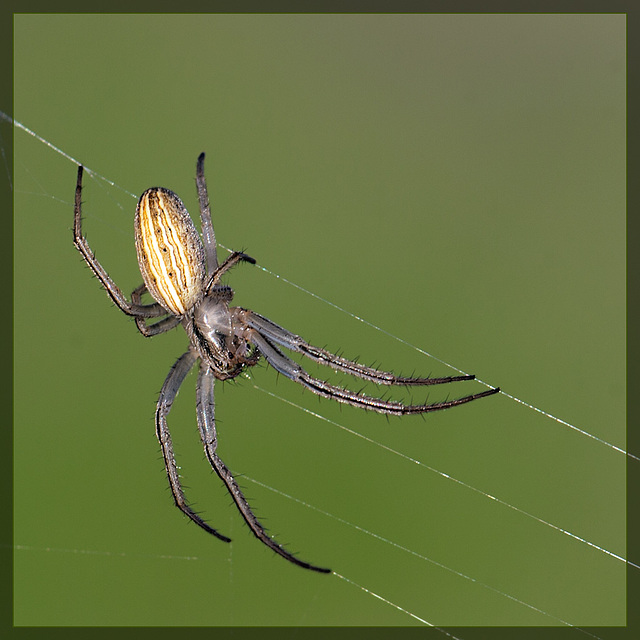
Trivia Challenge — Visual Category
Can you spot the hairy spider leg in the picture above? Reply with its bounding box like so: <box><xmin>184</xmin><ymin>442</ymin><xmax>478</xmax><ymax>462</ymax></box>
<box><xmin>248</xmin><ymin>331</ymin><xmax>499</xmax><ymax>414</ymax></box>
<box><xmin>131</xmin><ymin>284</ymin><xmax>181</xmax><ymax>337</ymax></box>
<box><xmin>196</xmin><ymin>152</ymin><xmax>218</xmax><ymax>273</ymax></box>
<box><xmin>73</xmin><ymin>166</ymin><xmax>167</xmax><ymax>320</ymax></box>
<box><xmin>196</xmin><ymin>361</ymin><xmax>332</xmax><ymax>573</ymax></box>
<box><xmin>243</xmin><ymin>310</ymin><xmax>498</xmax><ymax>389</ymax></box>
<box><xmin>155</xmin><ymin>348</ymin><xmax>231</xmax><ymax>542</ymax></box>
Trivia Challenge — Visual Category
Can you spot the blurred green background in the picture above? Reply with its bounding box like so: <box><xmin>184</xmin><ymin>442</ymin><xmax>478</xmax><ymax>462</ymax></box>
<box><xmin>12</xmin><ymin>14</ymin><xmax>625</xmax><ymax>627</ymax></box>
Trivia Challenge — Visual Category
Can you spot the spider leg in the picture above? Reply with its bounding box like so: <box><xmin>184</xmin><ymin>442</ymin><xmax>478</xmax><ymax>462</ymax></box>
<box><xmin>196</xmin><ymin>362</ymin><xmax>331</xmax><ymax>574</ymax></box>
<box><xmin>243</xmin><ymin>310</ymin><xmax>478</xmax><ymax>387</ymax></box>
<box><xmin>73</xmin><ymin>165</ymin><xmax>167</xmax><ymax>319</ymax></box>
<box><xmin>249</xmin><ymin>331</ymin><xmax>499</xmax><ymax>414</ymax></box>
<box><xmin>131</xmin><ymin>284</ymin><xmax>181</xmax><ymax>337</ymax></box>
<box><xmin>196</xmin><ymin>152</ymin><xmax>218</xmax><ymax>273</ymax></box>
<box><xmin>156</xmin><ymin>348</ymin><xmax>231</xmax><ymax>542</ymax></box>
<box><xmin>204</xmin><ymin>251</ymin><xmax>256</xmax><ymax>295</ymax></box>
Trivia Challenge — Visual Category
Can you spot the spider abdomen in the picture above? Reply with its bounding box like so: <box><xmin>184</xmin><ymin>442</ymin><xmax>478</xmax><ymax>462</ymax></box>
<box><xmin>135</xmin><ymin>187</ymin><xmax>206</xmax><ymax>316</ymax></box>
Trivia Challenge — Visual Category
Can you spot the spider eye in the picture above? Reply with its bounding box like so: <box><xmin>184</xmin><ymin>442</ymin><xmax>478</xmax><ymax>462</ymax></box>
<box><xmin>135</xmin><ymin>188</ymin><xmax>206</xmax><ymax>316</ymax></box>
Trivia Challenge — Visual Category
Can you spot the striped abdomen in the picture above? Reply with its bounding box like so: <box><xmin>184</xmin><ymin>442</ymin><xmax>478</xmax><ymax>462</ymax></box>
<box><xmin>135</xmin><ymin>187</ymin><xmax>206</xmax><ymax>316</ymax></box>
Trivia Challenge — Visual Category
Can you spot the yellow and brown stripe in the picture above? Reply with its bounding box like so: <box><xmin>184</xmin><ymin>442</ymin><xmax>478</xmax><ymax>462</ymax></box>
<box><xmin>134</xmin><ymin>188</ymin><xmax>206</xmax><ymax>316</ymax></box>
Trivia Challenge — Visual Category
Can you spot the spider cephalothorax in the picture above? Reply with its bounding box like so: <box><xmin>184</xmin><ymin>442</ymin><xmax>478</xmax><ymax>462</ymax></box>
<box><xmin>73</xmin><ymin>153</ymin><xmax>499</xmax><ymax>573</ymax></box>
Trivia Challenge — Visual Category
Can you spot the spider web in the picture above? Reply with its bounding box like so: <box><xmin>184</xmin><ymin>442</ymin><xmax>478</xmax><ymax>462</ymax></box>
<box><xmin>6</xmin><ymin>112</ymin><xmax>628</xmax><ymax>632</ymax></box>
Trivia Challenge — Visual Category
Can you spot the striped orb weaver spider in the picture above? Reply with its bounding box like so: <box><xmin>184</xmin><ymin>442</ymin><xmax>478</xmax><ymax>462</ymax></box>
<box><xmin>73</xmin><ymin>153</ymin><xmax>499</xmax><ymax>573</ymax></box>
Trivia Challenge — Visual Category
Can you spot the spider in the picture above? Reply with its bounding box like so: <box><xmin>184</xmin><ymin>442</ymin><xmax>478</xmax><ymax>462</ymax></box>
<box><xmin>73</xmin><ymin>153</ymin><xmax>500</xmax><ymax>574</ymax></box>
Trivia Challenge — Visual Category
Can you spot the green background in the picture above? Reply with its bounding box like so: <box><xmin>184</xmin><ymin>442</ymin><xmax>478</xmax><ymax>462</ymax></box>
<box><xmin>12</xmin><ymin>14</ymin><xmax>625</xmax><ymax>627</ymax></box>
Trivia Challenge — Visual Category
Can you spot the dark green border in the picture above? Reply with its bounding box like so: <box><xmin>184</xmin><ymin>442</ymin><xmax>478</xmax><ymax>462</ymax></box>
<box><xmin>3</xmin><ymin>3</ymin><xmax>636</xmax><ymax>639</ymax></box>
<box><xmin>1</xmin><ymin>0</ymin><xmax>12</xmax><ymax>638</ymax></box>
